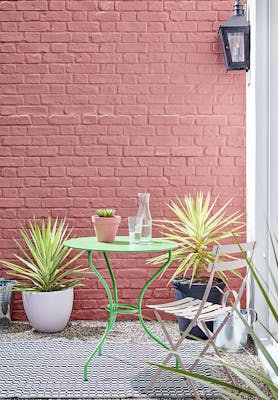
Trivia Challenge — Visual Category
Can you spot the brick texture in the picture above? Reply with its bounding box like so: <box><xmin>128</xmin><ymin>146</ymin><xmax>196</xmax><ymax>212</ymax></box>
<box><xmin>0</xmin><ymin>1</ymin><xmax>246</xmax><ymax>321</ymax></box>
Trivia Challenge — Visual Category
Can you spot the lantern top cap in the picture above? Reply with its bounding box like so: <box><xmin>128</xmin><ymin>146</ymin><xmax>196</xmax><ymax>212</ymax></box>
<box><xmin>219</xmin><ymin>0</ymin><xmax>249</xmax><ymax>29</ymax></box>
<box><xmin>233</xmin><ymin>0</ymin><xmax>245</xmax><ymax>16</ymax></box>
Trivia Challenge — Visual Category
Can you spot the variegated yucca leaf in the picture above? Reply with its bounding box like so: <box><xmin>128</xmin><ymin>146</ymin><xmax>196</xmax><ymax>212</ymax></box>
<box><xmin>148</xmin><ymin>192</ymin><xmax>245</xmax><ymax>284</ymax></box>
<box><xmin>0</xmin><ymin>217</ymin><xmax>86</xmax><ymax>292</ymax></box>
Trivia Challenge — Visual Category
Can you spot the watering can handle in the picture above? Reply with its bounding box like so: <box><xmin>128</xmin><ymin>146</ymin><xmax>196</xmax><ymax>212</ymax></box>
<box><xmin>222</xmin><ymin>291</ymin><xmax>258</xmax><ymax>325</ymax></box>
<box><xmin>247</xmin><ymin>308</ymin><xmax>258</xmax><ymax>325</ymax></box>
<box><xmin>222</xmin><ymin>289</ymin><xmax>241</xmax><ymax>311</ymax></box>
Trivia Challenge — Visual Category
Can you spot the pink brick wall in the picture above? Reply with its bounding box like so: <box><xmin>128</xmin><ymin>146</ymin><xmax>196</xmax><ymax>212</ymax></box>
<box><xmin>0</xmin><ymin>1</ymin><xmax>246</xmax><ymax>321</ymax></box>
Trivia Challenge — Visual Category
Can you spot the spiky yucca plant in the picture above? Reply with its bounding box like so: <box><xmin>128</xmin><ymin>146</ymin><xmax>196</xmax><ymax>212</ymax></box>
<box><xmin>0</xmin><ymin>217</ymin><xmax>86</xmax><ymax>292</ymax></box>
<box><xmin>149</xmin><ymin>192</ymin><xmax>245</xmax><ymax>284</ymax></box>
<box><xmin>96</xmin><ymin>209</ymin><xmax>116</xmax><ymax>217</ymax></box>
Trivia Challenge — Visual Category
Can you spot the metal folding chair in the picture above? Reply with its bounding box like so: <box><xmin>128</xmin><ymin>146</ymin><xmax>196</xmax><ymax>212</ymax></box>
<box><xmin>147</xmin><ymin>241</ymin><xmax>256</xmax><ymax>400</ymax></box>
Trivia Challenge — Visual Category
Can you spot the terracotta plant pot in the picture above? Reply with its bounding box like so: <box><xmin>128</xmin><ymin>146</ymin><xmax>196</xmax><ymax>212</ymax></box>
<box><xmin>92</xmin><ymin>215</ymin><xmax>121</xmax><ymax>243</ymax></box>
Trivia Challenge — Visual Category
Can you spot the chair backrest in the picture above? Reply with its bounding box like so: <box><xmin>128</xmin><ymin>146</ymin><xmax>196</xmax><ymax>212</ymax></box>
<box><xmin>207</xmin><ymin>241</ymin><xmax>256</xmax><ymax>310</ymax></box>
<box><xmin>182</xmin><ymin>242</ymin><xmax>255</xmax><ymax>330</ymax></box>
<box><xmin>208</xmin><ymin>242</ymin><xmax>256</xmax><ymax>273</ymax></box>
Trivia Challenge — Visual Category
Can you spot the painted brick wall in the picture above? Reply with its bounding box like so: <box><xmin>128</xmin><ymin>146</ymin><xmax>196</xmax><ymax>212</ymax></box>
<box><xmin>0</xmin><ymin>0</ymin><xmax>246</xmax><ymax>321</ymax></box>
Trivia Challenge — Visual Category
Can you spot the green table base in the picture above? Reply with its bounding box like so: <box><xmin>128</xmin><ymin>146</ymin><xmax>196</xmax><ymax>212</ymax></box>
<box><xmin>64</xmin><ymin>236</ymin><xmax>179</xmax><ymax>381</ymax></box>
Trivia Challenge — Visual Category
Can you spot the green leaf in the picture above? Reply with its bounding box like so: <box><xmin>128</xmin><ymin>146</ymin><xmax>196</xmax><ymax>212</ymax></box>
<box><xmin>0</xmin><ymin>217</ymin><xmax>85</xmax><ymax>292</ymax></box>
<box><xmin>146</xmin><ymin>362</ymin><xmax>257</xmax><ymax>398</ymax></box>
<box><xmin>148</xmin><ymin>192</ymin><xmax>245</xmax><ymax>283</ymax></box>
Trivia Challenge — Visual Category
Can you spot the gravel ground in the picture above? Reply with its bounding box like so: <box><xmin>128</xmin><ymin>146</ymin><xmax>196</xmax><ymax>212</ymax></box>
<box><xmin>0</xmin><ymin>320</ymin><xmax>271</xmax><ymax>400</ymax></box>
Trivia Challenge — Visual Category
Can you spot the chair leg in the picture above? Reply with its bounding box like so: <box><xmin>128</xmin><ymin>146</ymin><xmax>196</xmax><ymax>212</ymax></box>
<box><xmin>154</xmin><ymin>310</ymin><xmax>183</xmax><ymax>366</ymax></box>
<box><xmin>180</xmin><ymin>322</ymin><xmax>222</xmax><ymax>400</ymax></box>
<box><xmin>147</xmin><ymin>314</ymin><xmax>202</xmax><ymax>399</ymax></box>
<box><xmin>148</xmin><ymin>346</ymin><xmax>201</xmax><ymax>400</ymax></box>
<box><xmin>200</xmin><ymin>321</ymin><xmax>236</xmax><ymax>385</ymax></box>
<box><xmin>148</xmin><ymin>313</ymin><xmax>233</xmax><ymax>399</ymax></box>
<box><xmin>155</xmin><ymin>310</ymin><xmax>175</xmax><ymax>347</ymax></box>
<box><xmin>186</xmin><ymin>379</ymin><xmax>202</xmax><ymax>400</ymax></box>
<box><xmin>192</xmin><ymin>318</ymin><xmax>236</xmax><ymax>386</ymax></box>
<box><xmin>146</xmin><ymin>311</ymin><xmax>184</xmax><ymax>389</ymax></box>
<box><xmin>187</xmin><ymin>314</ymin><xmax>231</xmax><ymax>372</ymax></box>
<box><xmin>169</xmin><ymin>318</ymin><xmax>233</xmax><ymax>400</ymax></box>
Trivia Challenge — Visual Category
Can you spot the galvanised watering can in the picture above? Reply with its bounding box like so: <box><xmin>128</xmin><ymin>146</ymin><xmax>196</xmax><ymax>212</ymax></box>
<box><xmin>214</xmin><ymin>289</ymin><xmax>257</xmax><ymax>352</ymax></box>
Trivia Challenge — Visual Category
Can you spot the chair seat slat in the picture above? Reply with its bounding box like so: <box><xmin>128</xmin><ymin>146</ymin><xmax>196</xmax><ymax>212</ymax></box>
<box><xmin>148</xmin><ymin>297</ymin><xmax>195</xmax><ymax>309</ymax></box>
<box><xmin>153</xmin><ymin>299</ymin><xmax>200</xmax><ymax>314</ymax></box>
<box><xmin>183</xmin><ymin>306</ymin><xmax>231</xmax><ymax>320</ymax></box>
<box><xmin>181</xmin><ymin>302</ymin><xmax>221</xmax><ymax>318</ymax></box>
<box><xmin>197</xmin><ymin>306</ymin><xmax>231</xmax><ymax>321</ymax></box>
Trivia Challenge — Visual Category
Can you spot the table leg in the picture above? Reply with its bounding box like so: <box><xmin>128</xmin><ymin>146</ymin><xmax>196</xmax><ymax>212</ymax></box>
<box><xmin>137</xmin><ymin>249</ymin><xmax>180</xmax><ymax>368</ymax></box>
<box><xmin>84</xmin><ymin>250</ymin><xmax>118</xmax><ymax>381</ymax></box>
<box><xmin>103</xmin><ymin>251</ymin><xmax>118</xmax><ymax>328</ymax></box>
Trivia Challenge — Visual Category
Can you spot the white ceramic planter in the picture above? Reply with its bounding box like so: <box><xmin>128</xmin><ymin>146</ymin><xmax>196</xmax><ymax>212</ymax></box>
<box><xmin>22</xmin><ymin>287</ymin><xmax>74</xmax><ymax>333</ymax></box>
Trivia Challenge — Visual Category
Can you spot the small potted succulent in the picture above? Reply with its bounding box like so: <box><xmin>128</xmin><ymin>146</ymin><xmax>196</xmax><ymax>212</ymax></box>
<box><xmin>92</xmin><ymin>209</ymin><xmax>121</xmax><ymax>243</ymax></box>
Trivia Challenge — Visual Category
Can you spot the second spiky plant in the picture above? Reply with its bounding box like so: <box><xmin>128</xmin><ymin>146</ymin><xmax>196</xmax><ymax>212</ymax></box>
<box><xmin>149</xmin><ymin>192</ymin><xmax>245</xmax><ymax>285</ymax></box>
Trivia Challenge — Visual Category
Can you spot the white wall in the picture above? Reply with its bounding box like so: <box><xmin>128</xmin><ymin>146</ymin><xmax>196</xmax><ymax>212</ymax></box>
<box><xmin>246</xmin><ymin>0</ymin><xmax>278</xmax><ymax>337</ymax></box>
<box><xmin>268</xmin><ymin>0</ymin><xmax>278</xmax><ymax>335</ymax></box>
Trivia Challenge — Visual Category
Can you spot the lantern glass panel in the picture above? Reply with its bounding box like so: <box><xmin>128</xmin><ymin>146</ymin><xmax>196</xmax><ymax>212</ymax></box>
<box><xmin>227</xmin><ymin>32</ymin><xmax>245</xmax><ymax>62</ymax></box>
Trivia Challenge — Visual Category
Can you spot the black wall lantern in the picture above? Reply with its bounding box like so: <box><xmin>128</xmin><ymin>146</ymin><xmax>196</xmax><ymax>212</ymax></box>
<box><xmin>218</xmin><ymin>0</ymin><xmax>250</xmax><ymax>71</ymax></box>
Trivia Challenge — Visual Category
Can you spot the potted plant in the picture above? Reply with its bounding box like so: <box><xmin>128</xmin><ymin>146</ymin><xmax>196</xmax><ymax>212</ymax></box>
<box><xmin>0</xmin><ymin>217</ymin><xmax>86</xmax><ymax>333</ymax></box>
<box><xmin>149</xmin><ymin>192</ymin><xmax>245</xmax><ymax>339</ymax></box>
<box><xmin>92</xmin><ymin>209</ymin><xmax>121</xmax><ymax>243</ymax></box>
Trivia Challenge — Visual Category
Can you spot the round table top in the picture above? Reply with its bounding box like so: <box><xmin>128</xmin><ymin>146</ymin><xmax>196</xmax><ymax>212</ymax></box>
<box><xmin>64</xmin><ymin>236</ymin><xmax>179</xmax><ymax>253</ymax></box>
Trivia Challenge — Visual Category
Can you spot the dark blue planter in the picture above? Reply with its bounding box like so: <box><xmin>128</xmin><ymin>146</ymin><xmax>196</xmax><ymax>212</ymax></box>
<box><xmin>172</xmin><ymin>277</ymin><xmax>226</xmax><ymax>340</ymax></box>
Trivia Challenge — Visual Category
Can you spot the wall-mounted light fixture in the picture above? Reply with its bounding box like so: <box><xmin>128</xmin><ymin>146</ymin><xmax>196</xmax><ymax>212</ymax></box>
<box><xmin>218</xmin><ymin>0</ymin><xmax>250</xmax><ymax>71</ymax></box>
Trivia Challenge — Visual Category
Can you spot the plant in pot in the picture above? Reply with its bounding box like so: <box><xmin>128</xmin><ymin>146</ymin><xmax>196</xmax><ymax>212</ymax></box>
<box><xmin>92</xmin><ymin>209</ymin><xmax>121</xmax><ymax>243</ymax></box>
<box><xmin>0</xmin><ymin>217</ymin><xmax>86</xmax><ymax>333</ymax></box>
<box><xmin>149</xmin><ymin>192</ymin><xmax>245</xmax><ymax>339</ymax></box>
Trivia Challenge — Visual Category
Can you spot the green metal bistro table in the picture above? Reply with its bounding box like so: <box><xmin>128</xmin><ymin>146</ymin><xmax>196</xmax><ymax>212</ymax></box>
<box><xmin>64</xmin><ymin>236</ymin><xmax>178</xmax><ymax>381</ymax></box>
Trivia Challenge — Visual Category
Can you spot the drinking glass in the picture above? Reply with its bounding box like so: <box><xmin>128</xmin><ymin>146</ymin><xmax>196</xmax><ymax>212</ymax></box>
<box><xmin>128</xmin><ymin>216</ymin><xmax>142</xmax><ymax>245</ymax></box>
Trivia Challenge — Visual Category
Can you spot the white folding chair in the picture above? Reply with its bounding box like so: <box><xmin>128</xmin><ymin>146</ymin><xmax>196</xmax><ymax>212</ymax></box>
<box><xmin>147</xmin><ymin>241</ymin><xmax>256</xmax><ymax>400</ymax></box>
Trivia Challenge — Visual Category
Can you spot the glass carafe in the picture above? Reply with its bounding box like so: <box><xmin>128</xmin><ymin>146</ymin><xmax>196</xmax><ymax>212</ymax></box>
<box><xmin>137</xmin><ymin>193</ymin><xmax>152</xmax><ymax>243</ymax></box>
